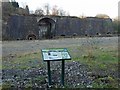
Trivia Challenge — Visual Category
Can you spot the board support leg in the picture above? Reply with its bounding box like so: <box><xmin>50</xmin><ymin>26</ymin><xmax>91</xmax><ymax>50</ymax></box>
<box><xmin>47</xmin><ymin>61</ymin><xmax>51</xmax><ymax>86</ymax></box>
<box><xmin>61</xmin><ymin>60</ymin><xmax>65</xmax><ymax>86</ymax></box>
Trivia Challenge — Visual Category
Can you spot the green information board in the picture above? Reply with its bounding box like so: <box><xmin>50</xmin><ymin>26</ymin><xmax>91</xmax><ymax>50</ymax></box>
<box><xmin>41</xmin><ymin>48</ymin><xmax>71</xmax><ymax>86</ymax></box>
<box><xmin>42</xmin><ymin>48</ymin><xmax>71</xmax><ymax>61</ymax></box>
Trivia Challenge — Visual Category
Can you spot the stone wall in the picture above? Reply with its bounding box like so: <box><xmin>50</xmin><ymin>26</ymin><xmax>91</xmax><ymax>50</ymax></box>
<box><xmin>3</xmin><ymin>15</ymin><xmax>114</xmax><ymax>40</ymax></box>
<box><xmin>4</xmin><ymin>15</ymin><xmax>39</xmax><ymax>40</ymax></box>
<box><xmin>52</xmin><ymin>16</ymin><xmax>113</xmax><ymax>37</ymax></box>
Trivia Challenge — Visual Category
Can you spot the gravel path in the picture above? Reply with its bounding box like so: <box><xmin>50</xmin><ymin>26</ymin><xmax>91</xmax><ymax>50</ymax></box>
<box><xmin>2</xmin><ymin>37</ymin><xmax>118</xmax><ymax>56</ymax></box>
<box><xmin>2</xmin><ymin>61</ymin><xmax>92</xmax><ymax>88</ymax></box>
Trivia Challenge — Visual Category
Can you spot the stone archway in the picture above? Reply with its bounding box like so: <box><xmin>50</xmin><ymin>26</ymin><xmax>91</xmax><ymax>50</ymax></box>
<box><xmin>38</xmin><ymin>18</ymin><xmax>55</xmax><ymax>39</ymax></box>
<box><xmin>27</xmin><ymin>34</ymin><xmax>37</xmax><ymax>40</ymax></box>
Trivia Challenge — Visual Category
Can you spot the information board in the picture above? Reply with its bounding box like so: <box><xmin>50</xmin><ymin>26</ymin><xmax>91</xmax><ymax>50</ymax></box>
<box><xmin>41</xmin><ymin>48</ymin><xmax>71</xmax><ymax>61</ymax></box>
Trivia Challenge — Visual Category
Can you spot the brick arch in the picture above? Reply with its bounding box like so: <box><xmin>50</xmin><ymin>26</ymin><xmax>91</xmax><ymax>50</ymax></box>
<box><xmin>26</xmin><ymin>34</ymin><xmax>37</xmax><ymax>40</ymax></box>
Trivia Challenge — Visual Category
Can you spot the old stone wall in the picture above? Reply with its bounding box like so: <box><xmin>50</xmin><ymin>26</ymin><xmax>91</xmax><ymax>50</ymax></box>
<box><xmin>53</xmin><ymin>16</ymin><xmax>113</xmax><ymax>37</ymax></box>
<box><xmin>4</xmin><ymin>15</ymin><xmax>39</xmax><ymax>40</ymax></box>
<box><xmin>3</xmin><ymin>15</ymin><xmax>114</xmax><ymax>40</ymax></box>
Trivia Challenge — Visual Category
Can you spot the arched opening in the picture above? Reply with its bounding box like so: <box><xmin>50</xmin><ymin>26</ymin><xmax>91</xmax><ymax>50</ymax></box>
<box><xmin>38</xmin><ymin>18</ymin><xmax>55</xmax><ymax>39</ymax></box>
<box><xmin>85</xmin><ymin>34</ymin><xmax>88</xmax><ymax>36</ymax></box>
<box><xmin>96</xmin><ymin>33</ymin><xmax>99</xmax><ymax>35</ymax></box>
<box><xmin>61</xmin><ymin>34</ymin><xmax>66</xmax><ymax>37</ymax></box>
<box><xmin>27</xmin><ymin>34</ymin><xmax>37</xmax><ymax>40</ymax></box>
<box><xmin>73</xmin><ymin>33</ymin><xmax>77</xmax><ymax>36</ymax></box>
<box><xmin>96</xmin><ymin>33</ymin><xmax>101</xmax><ymax>36</ymax></box>
<box><xmin>107</xmin><ymin>32</ymin><xmax>111</xmax><ymax>34</ymax></box>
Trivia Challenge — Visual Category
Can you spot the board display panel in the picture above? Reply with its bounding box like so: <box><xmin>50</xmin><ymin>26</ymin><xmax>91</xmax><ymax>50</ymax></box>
<box><xmin>41</xmin><ymin>48</ymin><xmax>71</xmax><ymax>61</ymax></box>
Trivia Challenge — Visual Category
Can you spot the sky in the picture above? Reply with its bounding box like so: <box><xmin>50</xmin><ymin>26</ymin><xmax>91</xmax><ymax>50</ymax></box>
<box><xmin>14</xmin><ymin>0</ymin><xmax>119</xmax><ymax>18</ymax></box>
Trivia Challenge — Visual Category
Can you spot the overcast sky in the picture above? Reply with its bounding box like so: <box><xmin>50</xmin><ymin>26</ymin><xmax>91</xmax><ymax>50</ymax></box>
<box><xmin>15</xmin><ymin>0</ymin><xmax>119</xmax><ymax>18</ymax></box>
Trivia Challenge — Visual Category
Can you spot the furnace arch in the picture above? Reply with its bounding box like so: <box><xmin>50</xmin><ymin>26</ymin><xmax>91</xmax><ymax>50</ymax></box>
<box><xmin>38</xmin><ymin>18</ymin><xmax>56</xmax><ymax>39</ymax></box>
<box><xmin>27</xmin><ymin>34</ymin><xmax>37</xmax><ymax>40</ymax></box>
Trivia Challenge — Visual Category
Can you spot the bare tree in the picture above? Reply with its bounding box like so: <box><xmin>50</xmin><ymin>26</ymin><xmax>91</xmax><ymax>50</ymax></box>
<box><xmin>44</xmin><ymin>3</ymin><xmax>50</xmax><ymax>15</ymax></box>
<box><xmin>79</xmin><ymin>13</ymin><xmax>86</xmax><ymax>18</ymax></box>
<box><xmin>51</xmin><ymin>5</ymin><xmax>68</xmax><ymax>16</ymax></box>
<box><xmin>51</xmin><ymin>5</ymin><xmax>59</xmax><ymax>15</ymax></box>
<box><xmin>58</xmin><ymin>8</ymin><xmax>66</xmax><ymax>16</ymax></box>
<box><xmin>35</xmin><ymin>8</ymin><xmax>44</xmax><ymax>16</ymax></box>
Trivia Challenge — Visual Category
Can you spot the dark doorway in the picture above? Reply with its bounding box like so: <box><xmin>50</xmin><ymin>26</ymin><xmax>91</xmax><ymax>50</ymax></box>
<box><xmin>38</xmin><ymin>18</ymin><xmax>55</xmax><ymax>39</ymax></box>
